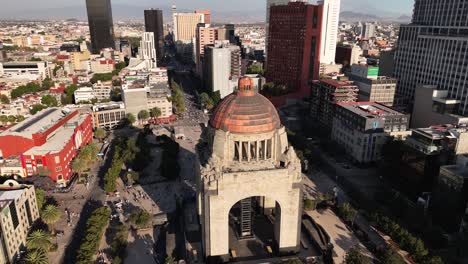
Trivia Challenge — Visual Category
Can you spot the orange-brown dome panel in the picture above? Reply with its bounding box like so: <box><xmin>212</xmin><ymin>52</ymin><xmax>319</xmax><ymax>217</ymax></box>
<box><xmin>210</xmin><ymin>78</ymin><xmax>281</xmax><ymax>134</ymax></box>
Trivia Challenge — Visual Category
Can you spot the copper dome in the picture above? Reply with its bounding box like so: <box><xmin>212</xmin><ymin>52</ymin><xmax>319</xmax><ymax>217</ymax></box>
<box><xmin>210</xmin><ymin>77</ymin><xmax>281</xmax><ymax>134</ymax></box>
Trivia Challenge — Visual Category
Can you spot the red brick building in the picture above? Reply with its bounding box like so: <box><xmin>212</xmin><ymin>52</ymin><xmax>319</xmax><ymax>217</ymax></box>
<box><xmin>0</xmin><ymin>108</ymin><xmax>93</xmax><ymax>186</ymax></box>
<box><xmin>266</xmin><ymin>2</ymin><xmax>323</xmax><ymax>100</ymax></box>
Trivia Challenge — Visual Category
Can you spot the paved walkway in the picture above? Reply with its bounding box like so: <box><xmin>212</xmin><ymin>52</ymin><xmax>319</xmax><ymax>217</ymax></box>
<box><xmin>303</xmin><ymin>173</ymin><xmax>373</xmax><ymax>263</ymax></box>
<box><xmin>125</xmin><ymin>229</ymin><xmax>157</xmax><ymax>264</ymax></box>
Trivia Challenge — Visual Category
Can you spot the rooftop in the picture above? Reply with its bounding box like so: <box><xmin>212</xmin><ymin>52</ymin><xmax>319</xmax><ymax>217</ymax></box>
<box><xmin>1</xmin><ymin>108</ymin><xmax>72</xmax><ymax>139</ymax></box>
<box><xmin>337</xmin><ymin>102</ymin><xmax>404</xmax><ymax>117</ymax></box>
<box><xmin>320</xmin><ymin>79</ymin><xmax>357</xmax><ymax>88</ymax></box>
<box><xmin>24</xmin><ymin>113</ymin><xmax>87</xmax><ymax>156</ymax></box>
<box><xmin>411</xmin><ymin>125</ymin><xmax>468</xmax><ymax>140</ymax></box>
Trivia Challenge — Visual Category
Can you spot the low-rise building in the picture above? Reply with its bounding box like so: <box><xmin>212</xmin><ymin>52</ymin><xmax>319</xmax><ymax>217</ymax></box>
<box><xmin>74</xmin><ymin>87</ymin><xmax>95</xmax><ymax>103</ymax></box>
<box><xmin>0</xmin><ymin>62</ymin><xmax>49</xmax><ymax>81</ymax></box>
<box><xmin>348</xmin><ymin>65</ymin><xmax>396</xmax><ymax>106</ymax></box>
<box><xmin>93</xmin><ymin>81</ymin><xmax>112</xmax><ymax>101</ymax></box>
<box><xmin>0</xmin><ymin>180</ymin><xmax>40</xmax><ymax>263</ymax></box>
<box><xmin>0</xmin><ymin>108</ymin><xmax>93</xmax><ymax>186</ymax></box>
<box><xmin>411</xmin><ymin>85</ymin><xmax>468</xmax><ymax>128</ymax></box>
<box><xmin>90</xmin><ymin>58</ymin><xmax>115</xmax><ymax>74</ymax></box>
<box><xmin>91</xmin><ymin>101</ymin><xmax>126</xmax><ymax>129</ymax></box>
<box><xmin>332</xmin><ymin>102</ymin><xmax>410</xmax><ymax>163</ymax></box>
<box><xmin>310</xmin><ymin>79</ymin><xmax>359</xmax><ymax>132</ymax></box>
<box><xmin>147</xmin><ymin>83</ymin><xmax>173</xmax><ymax>118</ymax></box>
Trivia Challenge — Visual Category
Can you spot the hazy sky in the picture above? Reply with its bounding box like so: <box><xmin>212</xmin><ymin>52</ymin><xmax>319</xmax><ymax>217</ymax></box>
<box><xmin>0</xmin><ymin>0</ymin><xmax>414</xmax><ymax>14</ymax></box>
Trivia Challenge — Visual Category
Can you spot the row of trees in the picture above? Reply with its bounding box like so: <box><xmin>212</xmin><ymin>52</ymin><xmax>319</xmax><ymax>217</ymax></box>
<box><xmin>199</xmin><ymin>91</ymin><xmax>221</xmax><ymax>111</ymax></box>
<box><xmin>128</xmin><ymin>208</ymin><xmax>151</xmax><ymax>229</ymax></box>
<box><xmin>109</xmin><ymin>224</ymin><xmax>129</xmax><ymax>264</ymax></box>
<box><xmin>368</xmin><ymin>212</ymin><xmax>443</xmax><ymax>264</ymax></box>
<box><xmin>261</xmin><ymin>82</ymin><xmax>296</xmax><ymax>97</ymax></box>
<box><xmin>76</xmin><ymin>207</ymin><xmax>111</xmax><ymax>264</ymax></box>
<box><xmin>136</xmin><ymin>108</ymin><xmax>163</xmax><ymax>124</ymax></box>
<box><xmin>11</xmin><ymin>78</ymin><xmax>54</xmax><ymax>99</ymax></box>
<box><xmin>71</xmin><ymin>143</ymin><xmax>99</xmax><ymax>179</ymax></box>
<box><xmin>104</xmin><ymin>137</ymin><xmax>139</xmax><ymax>192</ymax></box>
<box><xmin>24</xmin><ymin>189</ymin><xmax>63</xmax><ymax>263</ymax></box>
<box><xmin>170</xmin><ymin>80</ymin><xmax>186</xmax><ymax>114</ymax></box>
<box><xmin>0</xmin><ymin>115</ymin><xmax>25</xmax><ymax>124</ymax></box>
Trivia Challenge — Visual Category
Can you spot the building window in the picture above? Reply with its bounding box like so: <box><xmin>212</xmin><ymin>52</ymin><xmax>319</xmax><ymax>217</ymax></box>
<box><xmin>55</xmin><ymin>166</ymin><xmax>62</xmax><ymax>172</ymax></box>
<box><xmin>55</xmin><ymin>156</ymin><xmax>60</xmax><ymax>164</ymax></box>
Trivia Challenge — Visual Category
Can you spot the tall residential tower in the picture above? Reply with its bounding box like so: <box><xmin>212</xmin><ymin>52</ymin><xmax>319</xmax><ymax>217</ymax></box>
<box><xmin>394</xmin><ymin>0</ymin><xmax>468</xmax><ymax>114</ymax></box>
<box><xmin>86</xmin><ymin>0</ymin><xmax>115</xmax><ymax>54</ymax></box>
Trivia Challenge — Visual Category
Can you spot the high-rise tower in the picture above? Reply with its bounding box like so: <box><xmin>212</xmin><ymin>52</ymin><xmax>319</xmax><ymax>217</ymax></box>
<box><xmin>144</xmin><ymin>9</ymin><xmax>164</xmax><ymax>61</ymax></box>
<box><xmin>318</xmin><ymin>0</ymin><xmax>340</xmax><ymax>65</ymax></box>
<box><xmin>394</xmin><ymin>0</ymin><xmax>468</xmax><ymax>114</ymax></box>
<box><xmin>139</xmin><ymin>32</ymin><xmax>157</xmax><ymax>69</ymax></box>
<box><xmin>86</xmin><ymin>0</ymin><xmax>115</xmax><ymax>54</ymax></box>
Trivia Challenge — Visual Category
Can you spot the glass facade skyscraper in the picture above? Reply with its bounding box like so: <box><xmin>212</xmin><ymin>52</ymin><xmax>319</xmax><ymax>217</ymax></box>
<box><xmin>86</xmin><ymin>0</ymin><xmax>115</xmax><ymax>54</ymax></box>
<box><xmin>144</xmin><ymin>9</ymin><xmax>164</xmax><ymax>61</ymax></box>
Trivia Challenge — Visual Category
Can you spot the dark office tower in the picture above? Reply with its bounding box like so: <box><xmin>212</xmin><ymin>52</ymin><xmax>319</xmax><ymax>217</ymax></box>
<box><xmin>144</xmin><ymin>9</ymin><xmax>164</xmax><ymax>60</ymax></box>
<box><xmin>394</xmin><ymin>0</ymin><xmax>468</xmax><ymax>115</ymax></box>
<box><xmin>266</xmin><ymin>2</ymin><xmax>323</xmax><ymax>98</ymax></box>
<box><xmin>86</xmin><ymin>0</ymin><xmax>115</xmax><ymax>54</ymax></box>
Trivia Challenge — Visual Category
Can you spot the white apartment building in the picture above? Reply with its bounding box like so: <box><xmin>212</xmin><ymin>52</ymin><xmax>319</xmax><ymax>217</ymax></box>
<box><xmin>139</xmin><ymin>32</ymin><xmax>158</xmax><ymax>69</ymax></box>
<box><xmin>0</xmin><ymin>181</ymin><xmax>40</xmax><ymax>264</ymax></box>
<box><xmin>93</xmin><ymin>81</ymin><xmax>112</xmax><ymax>101</ymax></box>
<box><xmin>74</xmin><ymin>87</ymin><xmax>95</xmax><ymax>103</ymax></box>
<box><xmin>318</xmin><ymin>0</ymin><xmax>341</xmax><ymax>65</ymax></box>
<box><xmin>0</xmin><ymin>61</ymin><xmax>49</xmax><ymax>81</ymax></box>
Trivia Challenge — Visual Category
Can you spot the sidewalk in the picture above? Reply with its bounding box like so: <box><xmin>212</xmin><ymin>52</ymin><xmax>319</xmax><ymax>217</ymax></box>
<box><xmin>304</xmin><ymin>174</ymin><xmax>372</xmax><ymax>263</ymax></box>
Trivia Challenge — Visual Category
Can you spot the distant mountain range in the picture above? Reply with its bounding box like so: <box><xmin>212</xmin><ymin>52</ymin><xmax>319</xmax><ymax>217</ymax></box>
<box><xmin>340</xmin><ymin>11</ymin><xmax>411</xmax><ymax>22</ymax></box>
<box><xmin>0</xmin><ymin>4</ymin><xmax>410</xmax><ymax>24</ymax></box>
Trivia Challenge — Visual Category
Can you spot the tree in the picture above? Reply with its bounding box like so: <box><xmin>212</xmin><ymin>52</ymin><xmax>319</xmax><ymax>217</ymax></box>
<box><xmin>0</xmin><ymin>94</ymin><xmax>10</xmax><ymax>104</ymax></box>
<box><xmin>126</xmin><ymin>113</ymin><xmax>136</xmax><ymax>125</ymax></box>
<box><xmin>211</xmin><ymin>91</ymin><xmax>221</xmax><ymax>105</ymax></box>
<box><xmin>41</xmin><ymin>95</ymin><xmax>58</xmax><ymax>107</ymax></box>
<box><xmin>150</xmin><ymin>107</ymin><xmax>162</xmax><ymax>118</ymax></box>
<box><xmin>94</xmin><ymin>128</ymin><xmax>106</xmax><ymax>142</ymax></box>
<box><xmin>110</xmin><ymin>88</ymin><xmax>122</xmax><ymax>101</ymax></box>
<box><xmin>36</xmin><ymin>188</ymin><xmax>46</xmax><ymax>211</ymax></box>
<box><xmin>137</xmin><ymin>110</ymin><xmax>150</xmax><ymax>123</ymax></box>
<box><xmin>16</xmin><ymin>115</ymin><xmax>25</xmax><ymax>122</ymax></box>
<box><xmin>165</xmin><ymin>256</ymin><xmax>176</xmax><ymax>264</ymax></box>
<box><xmin>27</xmin><ymin>230</ymin><xmax>53</xmax><ymax>252</ymax></box>
<box><xmin>41</xmin><ymin>77</ymin><xmax>54</xmax><ymax>90</ymax></box>
<box><xmin>200</xmin><ymin>92</ymin><xmax>214</xmax><ymax>110</ymax></box>
<box><xmin>246</xmin><ymin>63</ymin><xmax>264</xmax><ymax>75</ymax></box>
<box><xmin>338</xmin><ymin>202</ymin><xmax>358</xmax><ymax>226</ymax></box>
<box><xmin>7</xmin><ymin>115</ymin><xmax>16</xmax><ymax>123</ymax></box>
<box><xmin>76</xmin><ymin>207</ymin><xmax>111</xmax><ymax>264</ymax></box>
<box><xmin>30</xmin><ymin>104</ymin><xmax>46</xmax><ymax>115</ymax></box>
<box><xmin>345</xmin><ymin>247</ymin><xmax>371</xmax><ymax>264</ymax></box>
<box><xmin>25</xmin><ymin>249</ymin><xmax>49</xmax><ymax>264</ymax></box>
<box><xmin>379</xmin><ymin>247</ymin><xmax>405</xmax><ymax>264</ymax></box>
<box><xmin>0</xmin><ymin>115</ymin><xmax>8</xmax><ymax>124</ymax></box>
<box><xmin>129</xmin><ymin>208</ymin><xmax>151</xmax><ymax>228</ymax></box>
<box><xmin>41</xmin><ymin>204</ymin><xmax>62</xmax><ymax>234</ymax></box>
<box><xmin>62</xmin><ymin>84</ymin><xmax>78</xmax><ymax>105</ymax></box>
<box><xmin>71</xmin><ymin>157</ymin><xmax>86</xmax><ymax>178</ymax></box>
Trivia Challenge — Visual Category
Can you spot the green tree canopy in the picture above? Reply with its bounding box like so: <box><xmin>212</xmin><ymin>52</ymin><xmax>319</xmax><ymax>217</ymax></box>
<box><xmin>246</xmin><ymin>63</ymin><xmax>264</xmax><ymax>75</ymax></box>
<box><xmin>27</xmin><ymin>230</ymin><xmax>53</xmax><ymax>252</ymax></box>
<box><xmin>94</xmin><ymin>128</ymin><xmax>106</xmax><ymax>141</ymax></box>
<box><xmin>129</xmin><ymin>208</ymin><xmax>151</xmax><ymax>228</ymax></box>
<box><xmin>137</xmin><ymin>110</ymin><xmax>150</xmax><ymax>121</ymax></box>
<box><xmin>150</xmin><ymin>107</ymin><xmax>162</xmax><ymax>118</ymax></box>
<box><xmin>35</xmin><ymin>188</ymin><xmax>46</xmax><ymax>210</ymax></box>
<box><xmin>25</xmin><ymin>249</ymin><xmax>49</xmax><ymax>264</ymax></box>
<box><xmin>345</xmin><ymin>247</ymin><xmax>371</xmax><ymax>264</ymax></box>
<box><xmin>126</xmin><ymin>113</ymin><xmax>136</xmax><ymax>124</ymax></box>
<box><xmin>61</xmin><ymin>84</ymin><xmax>78</xmax><ymax>105</ymax></box>
<box><xmin>30</xmin><ymin>104</ymin><xmax>46</xmax><ymax>115</ymax></box>
<box><xmin>200</xmin><ymin>92</ymin><xmax>214</xmax><ymax>110</ymax></box>
<box><xmin>0</xmin><ymin>94</ymin><xmax>10</xmax><ymax>104</ymax></box>
<box><xmin>41</xmin><ymin>95</ymin><xmax>58</xmax><ymax>107</ymax></box>
<box><xmin>41</xmin><ymin>204</ymin><xmax>62</xmax><ymax>233</ymax></box>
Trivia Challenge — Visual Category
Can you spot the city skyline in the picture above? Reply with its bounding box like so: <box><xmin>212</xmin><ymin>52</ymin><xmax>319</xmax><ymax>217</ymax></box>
<box><xmin>0</xmin><ymin>0</ymin><xmax>413</xmax><ymax>20</ymax></box>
